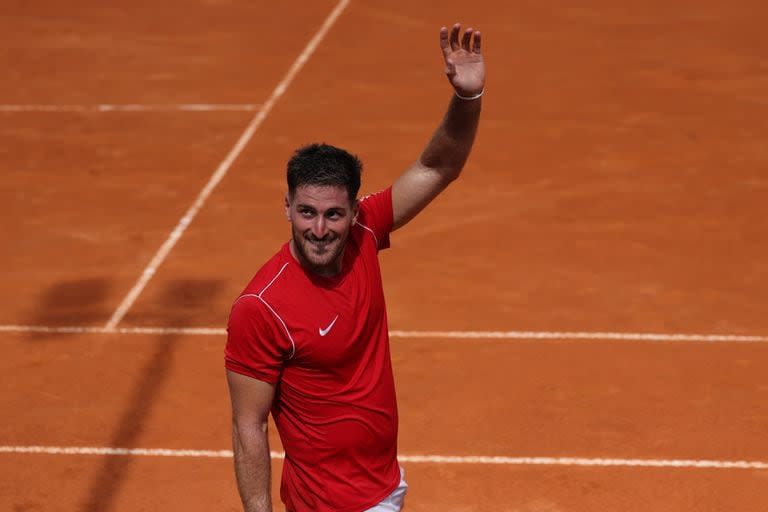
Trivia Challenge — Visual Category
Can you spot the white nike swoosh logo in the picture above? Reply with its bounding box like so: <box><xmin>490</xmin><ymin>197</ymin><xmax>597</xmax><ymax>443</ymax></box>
<box><xmin>319</xmin><ymin>315</ymin><xmax>339</xmax><ymax>336</ymax></box>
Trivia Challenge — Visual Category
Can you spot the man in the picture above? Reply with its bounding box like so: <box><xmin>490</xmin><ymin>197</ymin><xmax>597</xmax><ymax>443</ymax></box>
<box><xmin>225</xmin><ymin>23</ymin><xmax>485</xmax><ymax>512</ymax></box>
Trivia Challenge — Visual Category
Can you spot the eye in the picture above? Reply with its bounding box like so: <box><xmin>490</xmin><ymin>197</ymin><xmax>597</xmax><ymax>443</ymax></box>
<box><xmin>299</xmin><ymin>208</ymin><xmax>315</xmax><ymax>218</ymax></box>
<box><xmin>326</xmin><ymin>210</ymin><xmax>344</xmax><ymax>220</ymax></box>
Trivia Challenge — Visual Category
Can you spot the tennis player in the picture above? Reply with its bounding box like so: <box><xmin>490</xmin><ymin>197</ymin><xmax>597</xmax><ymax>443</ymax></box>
<box><xmin>225</xmin><ymin>22</ymin><xmax>485</xmax><ymax>512</ymax></box>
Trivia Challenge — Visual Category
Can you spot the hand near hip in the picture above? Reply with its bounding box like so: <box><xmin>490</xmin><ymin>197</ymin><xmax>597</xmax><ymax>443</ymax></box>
<box><xmin>440</xmin><ymin>23</ymin><xmax>485</xmax><ymax>98</ymax></box>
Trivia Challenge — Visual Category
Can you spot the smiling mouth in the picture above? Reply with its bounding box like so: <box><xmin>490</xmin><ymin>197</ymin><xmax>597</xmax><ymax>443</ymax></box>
<box><xmin>307</xmin><ymin>237</ymin><xmax>336</xmax><ymax>252</ymax></box>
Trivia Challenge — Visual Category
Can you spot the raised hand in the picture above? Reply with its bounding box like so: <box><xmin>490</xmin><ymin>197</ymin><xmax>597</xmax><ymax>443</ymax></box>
<box><xmin>440</xmin><ymin>23</ymin><xmax>485</xmax><ymax>98</ymax></box>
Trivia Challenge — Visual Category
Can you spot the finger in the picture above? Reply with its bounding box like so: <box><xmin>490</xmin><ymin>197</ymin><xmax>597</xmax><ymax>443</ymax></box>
<box><xmin>461</xmin><ymin>28</ymin><xmax>473</xmax><ymax>52</ymax></box>
<box><xmin>439</xmin><ymin>26</ymin><xmax>451</xmax><ymax>58</ymax></box>
<box><xmin>450</xmin><ymin>22</ymin><xmax>460</xmax><ymax>51</ymax></box>
<box><xmin>472</xmin><ymin>30</ymin><xmax>482</xmax><ymax>53</ymax></box>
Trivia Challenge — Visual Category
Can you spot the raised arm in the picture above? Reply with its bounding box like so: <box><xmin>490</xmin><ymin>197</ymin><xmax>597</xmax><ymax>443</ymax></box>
<box><xmin>227</xmin><ymin>370</ymin><xmax>276</xmax><ymax>512</ymax></box>
<box><xmin>392</xmin><ymin>23</ymin><xmax>485</xmax><ymax>231</ymax></box>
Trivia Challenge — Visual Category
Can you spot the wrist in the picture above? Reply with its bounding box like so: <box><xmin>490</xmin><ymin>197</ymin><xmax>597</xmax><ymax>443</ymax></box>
<box><xmin>454</xmin><ymin>88</ymin><xmax>484</xmax><ymax>101</ymax></box>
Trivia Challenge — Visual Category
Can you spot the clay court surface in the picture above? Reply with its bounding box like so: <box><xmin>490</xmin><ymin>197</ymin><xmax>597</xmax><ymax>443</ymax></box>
<box><xmin>2</xmin><ymin>1</ymin><xmax>768</xmax><ymax>510</ymax></box>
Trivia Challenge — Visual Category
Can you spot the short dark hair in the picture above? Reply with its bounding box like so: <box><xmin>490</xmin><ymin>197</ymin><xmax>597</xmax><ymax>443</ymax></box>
<box><xmin>286</xmin><ymin>143</ymin><xmax>362</xmax><ymax>203</ymax></box>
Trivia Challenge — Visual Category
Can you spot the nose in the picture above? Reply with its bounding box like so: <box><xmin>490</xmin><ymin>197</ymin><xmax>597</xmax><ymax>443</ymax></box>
<box><xmin>310</xmin><ymin>216</ymin><xmax>327</xmax><ymax>239</ymax></box>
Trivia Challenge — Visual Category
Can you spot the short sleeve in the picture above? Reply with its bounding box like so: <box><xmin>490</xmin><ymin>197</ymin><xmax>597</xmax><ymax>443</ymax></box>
<box><xmin>357</xmin><ymin>187</ymin><xmax>394</xmax><ymax>251</ymax></box>
<box><xmin>225</xmin><ymin>296</ymin><xmax>293</xmax><ymax>384</ymax></box>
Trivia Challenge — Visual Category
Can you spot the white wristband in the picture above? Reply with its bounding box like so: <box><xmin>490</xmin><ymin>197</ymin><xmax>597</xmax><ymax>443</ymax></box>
<box><xmin>455</xmin><ymin>88</ymin><xmax>484</xmax><ymax>101</ymax></box>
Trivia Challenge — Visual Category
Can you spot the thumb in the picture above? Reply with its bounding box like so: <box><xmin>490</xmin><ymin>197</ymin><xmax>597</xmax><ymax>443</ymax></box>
<box><xmin>444</xmin><ymin>58</ymin><xmax>456</xmax><ymax>77</ymax></box>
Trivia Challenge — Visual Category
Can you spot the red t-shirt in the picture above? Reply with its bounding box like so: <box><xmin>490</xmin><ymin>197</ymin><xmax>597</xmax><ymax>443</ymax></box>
<box><xmin>225</xmin><ymin>188</ymin><xmax>400</xmax><ymax>512</ymax></box>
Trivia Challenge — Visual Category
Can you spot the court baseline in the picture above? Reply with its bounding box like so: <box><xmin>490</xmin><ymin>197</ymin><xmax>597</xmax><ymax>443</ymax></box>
<box><xmin>1</xmin><ymin>445</ymin><xmax>766</xmax><ymax>470</ymax></box>
<box><xmin>0</xmin><ymin>104</ymin><xmax>258</xmax><ymax>112</ymax></box>
<box><xmin>1</xmin><ymin>324</ymin><xmax>766</xmax><ymax>343</ymax></box>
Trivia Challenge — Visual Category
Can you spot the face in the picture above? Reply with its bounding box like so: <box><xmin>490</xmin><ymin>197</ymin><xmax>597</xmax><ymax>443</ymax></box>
<box><xmin>285</xmin><ymin>185</ymin><xmax>358</xmax><ymax>277</ymax></box>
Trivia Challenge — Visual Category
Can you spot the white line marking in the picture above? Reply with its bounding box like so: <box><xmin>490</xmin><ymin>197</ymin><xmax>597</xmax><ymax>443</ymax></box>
<box><xmin>0</xmin><ymin>445</ymin><xmax>239</xmax><ymax>458</ymax></box>
<box><xmin>0</xmin><ymin>104</ymin><xmax>258</xmax><ymax>112</ymax></box>
<box><xmin>1</xmin><ymin>446</ymin><xmax>766</xmax><ymax>470</ymax></box>
<box><xmin>0</xmin><ymin>325</ymin><xmax>224</xmax><ymax>335</ymax></box>
<box><xmin>389</xmin><ymin>330</ymin><xmax>768</xmax><ymax>343</ymax></box>
<box><xmin>398</xmin><ymin>455</ymin><xmax>768</xmax><ymax>469</ymax></box>
<box><xmin>1</xmin><ymin>324</ymin><xmax>767</xmax><ymax>343</ymax></box>
<box><xmin>103</xmin><ymin>0</ymin><xmax>351</xmax><ymax>331</ymax></box>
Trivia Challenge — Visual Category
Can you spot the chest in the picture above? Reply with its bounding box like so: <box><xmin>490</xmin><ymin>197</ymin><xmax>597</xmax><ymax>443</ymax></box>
<box><xmin>281</xmin><ymin>250</ymin><xmax>386</xmax><ymax>368</ymax></box>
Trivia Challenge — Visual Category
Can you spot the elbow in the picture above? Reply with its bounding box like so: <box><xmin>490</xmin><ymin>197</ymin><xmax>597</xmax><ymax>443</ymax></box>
<box><xmin>231</xmin><ymin>418</ymin><xmax>270</xmax><ymax>459</ymax></box>
<box><xmin>446</xmin><ymin>166</ymin><xmax>464</xmax><ymax>182</ymax></box>
<box><xmin>435</xmin><ymin>165</ymin><xmax>464</xmax><ymax>185</ymax></box>
<box><xmin>419</xmin><ymin>161</ymin><xmax>464</xmax><ymax>184</ymax></box>
<box><xmin>421</xmin><ymin>157</ymin><xmax>468</xmax><ymax>184</ymax></box>
<box><xmin>232</xmin><ymin>414</ymin><xmax>269</xmax><ymax>442</ymax></box>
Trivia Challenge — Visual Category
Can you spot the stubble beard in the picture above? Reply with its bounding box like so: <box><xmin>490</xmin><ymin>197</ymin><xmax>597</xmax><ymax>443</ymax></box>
<box><xmin>292</xmin><ymin>227</ymin><xmax>347</xmax><ymax>276</ymax></box>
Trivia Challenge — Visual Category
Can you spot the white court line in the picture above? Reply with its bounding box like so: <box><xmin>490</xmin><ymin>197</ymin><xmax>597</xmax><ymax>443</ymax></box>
<box><xmin>0</xmin><ymin>104</ymin><xmax>258</xmax><ymax>112</ymax></box>
<box><xmin>0</xmin><ymin>324</ymin><xmax>223</xmax><ymax>335</ymax></box>
<box><xmin>390</xmin><ymin>330</ymin><xmax>768</xmax><ymax>343</ymax></box>
<box><xmin>1</xmin><ymin>324</ymin><xmax>767</xmax><ymax>343</ymax></box>
<box><xmin>103</xmin><ymin>0</ymin><xmax>351</xmax><ymax>331</ymax></box>
<box><xmin>1</xmin><ymin>445</ymin><xmax>766</xmax><ymax>470</ymax></box>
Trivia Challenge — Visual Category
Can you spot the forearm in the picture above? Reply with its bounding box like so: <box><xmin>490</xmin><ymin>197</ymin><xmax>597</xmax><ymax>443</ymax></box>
<box><xmin>418</xmin><ymin>93</ymin><xmax>482</xmax><ymax>181</ymax></box>
<box><xmin>232</xmin><ymin>421</ymin><xmax>273</xmax><ymax>512</ymax></box>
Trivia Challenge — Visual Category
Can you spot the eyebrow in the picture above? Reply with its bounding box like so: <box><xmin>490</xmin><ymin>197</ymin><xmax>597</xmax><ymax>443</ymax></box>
<box><xmin>296</xmin><ymin>204</ymin><xmax>348</xmax><ymax>214</ymax></box>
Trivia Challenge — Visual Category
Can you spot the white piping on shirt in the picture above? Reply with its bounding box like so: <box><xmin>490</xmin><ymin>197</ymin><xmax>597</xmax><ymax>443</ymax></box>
<box><xmin>259</xmin><ymin>262</ymin><xmax>290</xmax><ymax>296</ymax></box>
<box><xmin>234</xmin><ymin>262</ymin><xmax>296</xmax><ymax>359</ymax></box>
<box><xmin>234</xmin><ymin>219</ymin><xmax>380</xmax><ymax>360</ymax></box>
<box><xmin>355</xmin><ymin>221</ymin><xmax>379</xmax><ymax>249</ymax></box>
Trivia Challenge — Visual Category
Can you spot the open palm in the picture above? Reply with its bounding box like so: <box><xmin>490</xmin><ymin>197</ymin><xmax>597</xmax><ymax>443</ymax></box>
<box><xmin>440</xmin><ymin>23</ymin><xmax>485</xmax><ymax>97</ymax></box>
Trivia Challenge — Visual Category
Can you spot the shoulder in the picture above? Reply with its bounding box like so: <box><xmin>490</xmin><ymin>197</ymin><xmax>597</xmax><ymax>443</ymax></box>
<box><xmin>358</xmin><ymin>188</ymin><xmax>393</xmax><ymax>218</ymax></box>
<box><xmin>229</xmin><ymin>245</ymin><xmax>297</xmax><ymax>334</ymax></box>
<box><xmin>228</xmin><ymin>252</ymin><xmax>297</xmax><ymax>359</ymax></box>
<box><xmin>238</xmin><ymin>245</ymin><xmax>294</xmax><ymax>299</ymax></box>
<box><xmin>356</xmin><ymin>188</ymin><xmax>393</xmax><ymax>251</ymax></box>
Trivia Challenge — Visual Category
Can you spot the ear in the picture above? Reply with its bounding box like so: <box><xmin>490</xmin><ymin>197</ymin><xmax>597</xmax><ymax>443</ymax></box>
<box><xmin>284</xmin><ymin>193</ymin><xmax>291</xmax><ymax>221</ymax></box>
<box><xmin>351</xmin><ymin>199</ymin><xmax>360</xmax><ymax>225</ymax></box>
